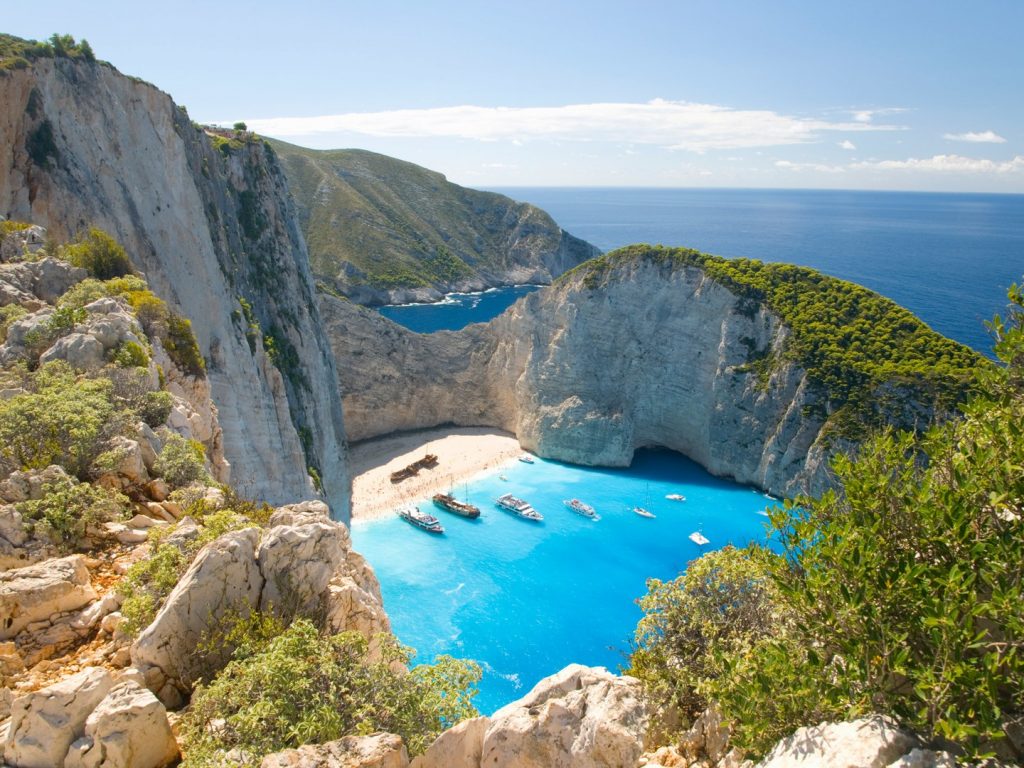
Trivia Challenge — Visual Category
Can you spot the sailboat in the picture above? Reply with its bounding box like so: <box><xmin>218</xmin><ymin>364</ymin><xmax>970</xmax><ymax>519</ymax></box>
<box><xmin>433</xmin><ymin>478</ymin><xmax>481</xmax><ymax>519</ymax></box>
<box><xmin>633</xmin><ymin>483</ymin><xmax>655</xmax><ymax>519</ymax></box>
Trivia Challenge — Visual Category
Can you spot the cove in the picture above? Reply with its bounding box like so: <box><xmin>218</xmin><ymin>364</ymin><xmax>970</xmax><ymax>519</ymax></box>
<box><xmin>353</xmin><ymin>449</ymin><xmax>774</xmax><ymax>714</ymax></box>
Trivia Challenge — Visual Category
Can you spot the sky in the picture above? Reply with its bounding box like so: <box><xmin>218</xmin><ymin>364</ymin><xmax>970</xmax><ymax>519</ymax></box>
<box><xmin>6</xmin><ymin>1</ymin><xmax>1024</xmax><ymax>191</ymax></box>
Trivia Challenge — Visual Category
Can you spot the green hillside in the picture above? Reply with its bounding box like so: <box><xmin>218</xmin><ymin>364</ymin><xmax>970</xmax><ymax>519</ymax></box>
<box><xmin>267</xmin><ymin>139</ymin><xmax>598</xmax><ymax>300</ymax></box>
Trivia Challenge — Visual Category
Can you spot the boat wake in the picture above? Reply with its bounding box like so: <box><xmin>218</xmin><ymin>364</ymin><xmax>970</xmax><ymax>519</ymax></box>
<box><xmin>443</xmin><ymin>582</ymin><xmax>466</xmax><ymax>596</ymax></box>
<box><xmin>480</xmin><ymin>661</ymin><xmax>522</xmax><ymax>690</ymax></box>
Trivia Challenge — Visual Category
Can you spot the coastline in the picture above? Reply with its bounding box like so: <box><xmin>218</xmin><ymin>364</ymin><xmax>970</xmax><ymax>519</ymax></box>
<box><xmin>349</xmin><ymin>426</ymin><xmax>523</xmax><ymax>524</ymax></box>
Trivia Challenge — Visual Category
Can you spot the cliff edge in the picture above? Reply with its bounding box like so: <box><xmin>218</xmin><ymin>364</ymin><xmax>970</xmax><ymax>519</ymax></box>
<box><xmin>0</xmin><ymin>52</ymin><xmax>349</xmax><ymax>516</ymax></box>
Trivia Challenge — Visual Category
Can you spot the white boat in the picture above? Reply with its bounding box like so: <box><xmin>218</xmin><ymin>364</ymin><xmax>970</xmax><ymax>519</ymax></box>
<box><xmin>665</xmin><ymin>493</ymin><xmax>686</xmax><ymax>502</ymax></box>
<box><xmin>633</xmin><ymin>507</ymin><xmax>656</xmax><ymax>519</ymax></box>
<box><xmin>689</xmin><ymin>531</ymin><xmax>710</xmax><ymax>546</ymax></box>
<box><xmin>518</xmin><ymin>454</ymin><xmax>535</xmax><ymax>464</ymax></box>
<box><xmin>563</xmin><ymin>498</ymin><xmax>597</xmax><ymax>519</ymax></box>
<box><xmin>397</xmin><ymin>506</ymin><xmax>445</xmax><ymax>534</ymax></box>
<box><xmin>496</xmin><ymin>493</ymin><xmax>543</xmax><ymax>521</ymax></box>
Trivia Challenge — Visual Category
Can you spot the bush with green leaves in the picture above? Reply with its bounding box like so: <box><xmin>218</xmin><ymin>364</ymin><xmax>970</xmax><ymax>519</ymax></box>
<box><xmin>21</xmin><ymin>304</ymin><xmax>87</xmax><ymax>361</ymax></box>
<box><xmin>111</xmin><ymin>340</ymin><xmax>149</xmax><ymax>368</ymax></box>
<box><xmin>154</xmin><ymin>434</ymin><xmax>209</xmax><ymax>487</ymax></box>
<box><xmin>62</xmin><ymin>227</ymin><xmax>133</xmax><ymax>279</ymax></box>
<box><xmin>631</xmin><ymin>285</ymin><xmax>1024</xmax><ymax>759</ymax></box>
<box><xmin>629</xmin><ymin>545</ymin><xmax>786</xmax><ymax>724</ymax></box>
<box><xmin>0</xmin><ymin>361</ymin><xmax>120</xmax><ymax>477</ymax></box>
<box><xmin>0</xmin><ymin>304</ymin><xmax>27</xmax><ymax>343</ymax></box>
<box><xmin>17</xmin><ymin>476</ymin><xmax>127</xmax><ymax>549</ymax></box>
<box><xmin>180</xmin><ymin>617</ymin><xmax>480</xmax><ymax>765</ymax></box>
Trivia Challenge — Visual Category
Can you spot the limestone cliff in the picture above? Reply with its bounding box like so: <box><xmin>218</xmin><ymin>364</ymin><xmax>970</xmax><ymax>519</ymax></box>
<box><xmin>324</xmin><ymin>248</ymin><xmax>977</xmax><ymax>499</ymax></box>
<box><xmin>269</xmin><ymin>140</ymin><xmax>600</xmax><ymax>305</ymax></box>
<box><xmin>0</xmin><ymin>57</ymin><xmax>349</xmax><ymax>516</ymax></box>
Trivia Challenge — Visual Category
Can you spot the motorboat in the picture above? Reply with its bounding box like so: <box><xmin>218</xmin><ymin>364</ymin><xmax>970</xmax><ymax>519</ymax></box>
<box><xmin>563</xmin><ymin>498</ymin><xmax>597</xmax><ymax>519</ymax></box>
<box><xmin>496</xmin><ymin>493</ymin><xmax>543</xmax><ymax>521</ymax></box>
<box><xmin>397</xmin><ymin>506</ymin><xmax>444</xmax><ymax>534</ymax></box>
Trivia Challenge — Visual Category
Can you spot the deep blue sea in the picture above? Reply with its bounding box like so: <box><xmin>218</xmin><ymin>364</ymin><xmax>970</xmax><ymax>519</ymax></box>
<box><xmin>354</xmin><ymin>450</ymin><xmax>772</xmax><ymax>714</ymax></box>
<box><xmin>382</xmin><ymin>188</ymin><xmax>1024</xmax><ymax>353</ymax></box>
<box><xmin>356</xmin><ymin>188</ymin><xmax>1024</xmax><ymax>714</ymax></box>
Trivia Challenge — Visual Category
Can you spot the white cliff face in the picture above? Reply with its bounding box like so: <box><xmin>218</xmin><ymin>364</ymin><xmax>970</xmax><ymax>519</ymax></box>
<box><xmin>0</xmin><ymin>58</ymin><xmax>349</xmax><ymax>518</ymax></box>
<box><xmin>324</xmin><ymin>258</ymin><xmax>837</xmax><ymax>497</ymax></box>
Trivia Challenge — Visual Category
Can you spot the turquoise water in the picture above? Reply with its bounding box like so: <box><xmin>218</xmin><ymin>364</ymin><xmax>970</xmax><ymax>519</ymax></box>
<box><xmin>353</xmin><ymin>449</ymin><xmax>773</xmax><ymax>714</ymax></box>
<box><xmin>381</xmin><ymin>189</ymin><xmax>1024</xmax><ymax>353</ymax></box>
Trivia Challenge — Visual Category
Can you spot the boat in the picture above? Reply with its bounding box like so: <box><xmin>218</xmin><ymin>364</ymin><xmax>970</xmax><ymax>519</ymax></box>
<box><xmin>518</xmin><ymin>454</ymin><xmax>535</xmax><ymax>464</ymax></box>
<box><xmin>689</xmin><ymin>531</ymin><xmax>710</xmax><ymax>546</ymax></box>
<box><xmin>665</xmin><ymin>493</ymin><xmax>686</xmax><ymax>502</ymax></box>
<box><xmin>634</xmin><ymin>507</ymin><xmax>656</xmax><ymax>519</ymax></box>
<box><xmin>432</xmin><ymin>493</ymin><xmax>481</xmax><ymax>519</ymax></box>
<box><xmin>397</xmin><ymin>506</ymin><xmax>445</xmax><ymax>534</ymax></box>
<box><xmin>499</xmin><ymin>474</ymin><xmax>509</xmax><ymax>482</ymax></box>
<box><xmin>563</xmin><ymin>498</ymin><xmax>597</xmax><ymax>519</ymax></box>
<box><xmin>496</xmin><ymin>493</ymin><xmax>543</xmax><ymax>521</ymax></box>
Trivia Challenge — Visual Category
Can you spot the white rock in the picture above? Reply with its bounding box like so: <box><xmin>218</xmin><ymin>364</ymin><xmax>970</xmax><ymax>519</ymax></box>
<box><xmin>885</xmin><ymin>749</ymin><xmax>957</xmax><ymax>768</ymax></box>
<box><xmin>480</xmin><ymin>664</ymin><xmax>648</xmax><ymax>768</ymax></box>
<box><xmin>757</xmin><ymin>716</ymin><xmax>917</xmax><ymax>768</ymax></box>
<box><xmin>39</xmin><ymin>333</ymin><xmax>105</xmax><ymax>370</ymax></box>
<box><xmin>256</xmin><ymin>517</ymin><xmax>349</xmax><ymax>617</ymax></box>
<box><xmin>261</xmin><ymin>733</ymin><xmax>408</xmax><ymax>768</ymax></box>
<box><xmin>410</xmin><ymin>716</ymin><xmax>490</xmax><ymax>768</ymax></box>
<box><xmin>131</xmin><ymin>528</ymin><xmax>262</xmax><ymax>705</ymax></box>
<box><xmin>0</xmin><ymin>555</ymin><xmax>97</xmax><ymax>639</ymax></box>
<box><xmin>103</xmin><ymin>437</ymin><xmax>149</xmax><ymax>485</ymax></box>
<box><xmin>4</xmin><ymin>667</ymin><xmax>113</xmax><ymax>768</ymax></box>
<box><xmin>63</xmin><ymin>680</ymin><xmax>178</xmax><ymax>768</ymax></box>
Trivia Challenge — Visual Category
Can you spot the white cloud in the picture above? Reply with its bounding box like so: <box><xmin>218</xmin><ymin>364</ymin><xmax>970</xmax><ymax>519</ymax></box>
<box><xmin>942</xmin><ymin>130</ymin><xmax>1007</xmax><ymax>144</ymax></box>
<box><xmin>838</xmin><ymin>140</ymin><xmax>856</xmax><ymax>150</ymax></box>
<box><xmin>851</xmin><ymin>107</ymin><xmax>907</xmax><ymax>123</ymax></box>
<box><xmin>775</xmin><ymin>160</ymin><xmax>845</xmax><ymax>173</ymax></box>
<box><xmin>851</xmin><ymin>154</ymin><xmax>1024</xmax><ymax>173</ymax></box>
<box><xmin>240</xmin><ymin>99</ymin><xmax>901</xmax><ymax>153</ymax></box>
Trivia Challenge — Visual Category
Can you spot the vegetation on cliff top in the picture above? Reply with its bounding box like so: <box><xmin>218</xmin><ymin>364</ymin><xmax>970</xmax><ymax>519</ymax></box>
<box><xmin>630</xmin><ymin>285</ymin><xmax>1024</xmax><ymax>759</ymax></box>
<box><xmin>566</xmin><ymin>244</ymin><xmax>982</xmax><ymax>433</ymax></box>
<box><xmin>0</xmin><ymin>33</ymin><xmax>96</xmax><ymax>71</ymax></box>
<box><xmin>268</xmin><ymin>138</ymin><xmax>591</xmax><ymax>294</ymax></box>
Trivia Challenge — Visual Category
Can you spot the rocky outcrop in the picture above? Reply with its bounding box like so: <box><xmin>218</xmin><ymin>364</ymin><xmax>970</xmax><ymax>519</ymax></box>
<box><xmin>4</xmin><ymin>667</ymin><xmax>113</xmax><ymax>768</ymax></box>
<box><xmin>411</xmin><ymin>664</ymin><xmax>648</xmax><ymax>768</ymax></box>
<box><xmin>64</xmin><ymin>679</ymin><xmax>178</xmax><ymax>768</ymax></box>
<box><xmin>322</xmin><ymin>257</ymin><xmax>836</xmax><ymax>497</ymax></box>
<box><xmin>131</xmin><ymin>502</ymin><xmax>388</xmax><ymax>706</ymax></box>
<box><xmin>261</xmin><ymin>733</ymin><xmax>409</xmax><ymax>768</ymax></box>
<box><xmin>0</xmin><ymin>57</ymin><xmax>348</xmax><ymax>517</ymax></box>
<box><xmin>271</xmin><ymin>141</ymin><xmax>599</xmax><ymax>306</ymax></box>
<box><xmin>755</xmin><ymin>716</ymin><xmax>929</xmax><ymax>768</ymax></box>
<box><xmin>0</xmin><ymin>555</ymin><xmax>96</xmax><ymax>639</ymax></box>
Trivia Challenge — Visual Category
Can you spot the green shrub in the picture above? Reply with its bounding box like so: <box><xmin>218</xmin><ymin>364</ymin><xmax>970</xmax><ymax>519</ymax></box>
<box><xmin>0</xmin><ymin>220</ymin><xmax>31</xmax><ymax>235</ymax></box>
<box><xmin>629</xmin><ymin>546</ymin><xmax>786</xmax><ymax>724</ymax></box>
<box><xmin>140</xmin><ymin>390</ymin><xmax>173</xmax><ymax>428</ymax></box>
<box><xmin>0</xmin><ymin>304</ymin><xmax>27</xmax><ymax>343</ymax></box>
<box><xmin>154</xmin><ymin>434</ymin><xmax>209</xmax><ymax>487</ymax></box>
<box><xmin>119</xmin><ymin>530</ymin><xmax>186</xmax><ymax>636</ymax></box>
<box><xmin>165</xmin><ymin>314</ymin><xmax>205</xmax><ymax>376</ymax></box>
<box><xmin>180</xmin><ymin>618</ymin><xmax>480</xmax><ymax>765</ymax></box>
<box><xmin>21</xmin><ymin>305</ymin><xmax>87</xmax><ymax>361</ymax></box>
<box><xmin>0</xmin><ymin>361</ymin><xmax>119</xmax><ymax>477</ymax></box>
<box><xmin>63</xmin><ymin>227</ymin><xmax>133</xmax><ymax>279</ymax></box>
<box><xmin>56</xmin><ymin>278</ymin><xmax>108</xmax><ymax>309</ymax></box>
<box><xmin>17</xmin><ymin>476</ymin><xmax>127</xmax><ymax>549</ymax></box>
<box><xmin>26</xmin><ymin>120</ymin><xmax>58</xmax><ymax>168</ymax></box>
<box><xmin>112</xmin><ymin>340</ymin><xmax>149</xmax><ymax>368</ymax></box>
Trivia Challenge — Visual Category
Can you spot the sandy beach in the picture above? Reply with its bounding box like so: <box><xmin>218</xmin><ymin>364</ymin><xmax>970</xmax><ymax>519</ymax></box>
<box><xmin>349</xmin><ymin>426</ymin><xmax>524</xmax><ymax>522</ymax></box>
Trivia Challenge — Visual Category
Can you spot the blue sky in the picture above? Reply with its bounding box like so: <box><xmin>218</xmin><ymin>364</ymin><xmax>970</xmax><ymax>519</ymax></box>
<box><xmin>7</xmin><ymin>1</ymin><xmax>1024</xmax><ymax>190</ymax></box>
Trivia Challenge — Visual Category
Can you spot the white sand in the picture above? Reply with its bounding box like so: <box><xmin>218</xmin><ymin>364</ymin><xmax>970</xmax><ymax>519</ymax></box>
<box><xmin>349</xmin><ymin>426</ymin><xmax>524</xmax><ymax>522</ymax></box>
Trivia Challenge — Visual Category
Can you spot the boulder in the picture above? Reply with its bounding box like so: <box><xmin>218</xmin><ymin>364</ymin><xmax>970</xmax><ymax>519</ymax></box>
<box><xmin>756</xmin><ymin>716</ymin><xmax>917</xmax><ymax>768</ymax></box>
<box><xmin>480</xmin><ymin>664</ymin><xmax>648</xmax><ymax>768</ymax></box>
<box><xmin>325</xmin><ymin>551</ymin><xmax>392</xmax><ymax>641</ymax></box>
<box><xmin>40</xmin><ymin>333</ymin><xmax>105</xmax><ymax>370</ymax></box>
<box><xmin>884</xmin><ymin>749</ymin><xmax>956</xmax><ymax>768</ymax></box>
<box><xmin>410</xmin><ymin>716</ymin><xmax>490</xmax><ymax>768</ymax></box>
<box><xmin>63</xmin><ymin>680</ymin><xmax>179</xmax><ymax>768</ymax></box>
<box><xmin>31</xmin><ymin>258</ymin><xmax>88</xmax><ymax>303</ymax></box>
<box><xmin>261</xmin><ymin>733</ymin><xmax>408</xmax><ymax>768</ymax></box>
<box><xmin>0</xmin><ymin>555</ymin><xmax>97</xmax><ymax>639</ymax></box>
<box><xmin>102</xmin><ymin>437</ymin><xmax>149</xmax><ymax>485</ymax></box>
<box><xmin>4</xmin><ymin>667</ymin><xmax>113</xmax><ymax>768</ymax></box>
<box><xmin>131</xmin><ymin>528</ymin><xmax>262</xmax><ymax>706</ymax></box>
<box><xmin>256</xmin><ymin>516</ymin><xmax>348</xmax><ymax>618</ymax></box>
<box><xmin>679</xmin><ymin>704</ymin><xmax>732</xmax><ymax>763</ymax></box>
